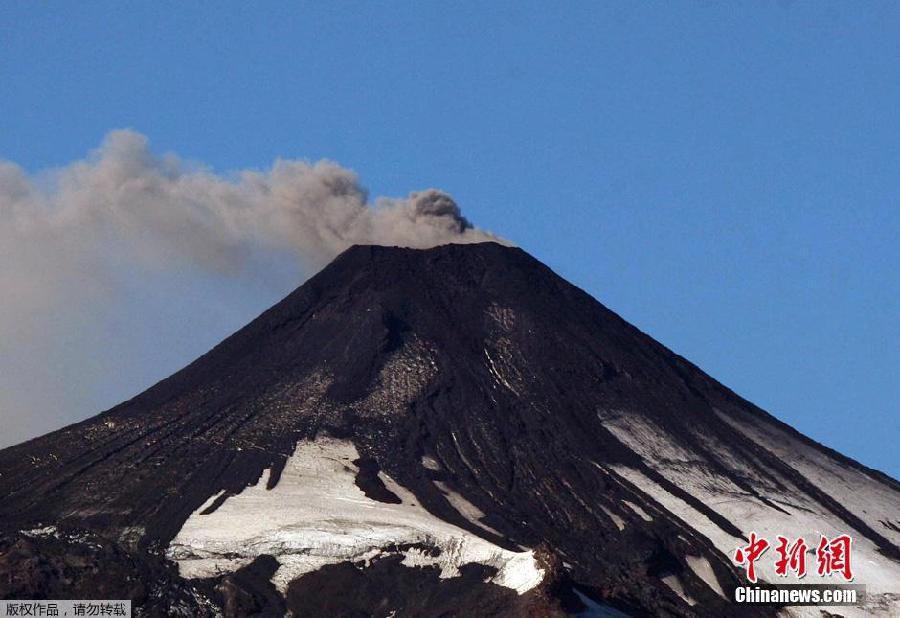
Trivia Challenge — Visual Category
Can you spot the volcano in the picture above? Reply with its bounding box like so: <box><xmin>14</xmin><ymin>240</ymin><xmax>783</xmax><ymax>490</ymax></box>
<box><xmin>1</xmin><ymin>242</ymin><xmax>898</xmax><ymax>617</ymax></box>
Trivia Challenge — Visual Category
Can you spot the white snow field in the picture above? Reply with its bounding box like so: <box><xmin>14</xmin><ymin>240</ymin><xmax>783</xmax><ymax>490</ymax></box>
<box><xmin>600</xmin><ymin>409</ymin><xmax>900</xmax><ymax>617</ymax></box>
<box><xmin>167</xmin><ymin>436</ymin><xmax>544</xmax><ymax>594</ymax></box>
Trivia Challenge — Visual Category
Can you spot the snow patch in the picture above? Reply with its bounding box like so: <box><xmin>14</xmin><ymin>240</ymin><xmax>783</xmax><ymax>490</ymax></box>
<box><xmin>167</xmin><ymin>437</ymin><xmax>543</xmax><ymax>594</ymax></box>
<box><xmin>484</xmin><ymin>348</ymin><xmax>520</xmax><ymax>396</ymax></box>
<box><xmin>599</xmin><ymin>506</ymin><xmax>625</xmax><ymax>531</ymax></box>
<box><xmin>421</xmin><ymin>455</ymin><xmax>442</xmax><ymax>471</ymax></box>
<box><xmin>605</xmin><ymin>448</ymin><xmax>900</xmax><ymax>616</ymax></box>
<box><xmin>714</xmin><ymin>408</ymin><xmax>900</xmax><ymax>548</ymax></box>
<box><xmin>433</xmin><ymin>480</ymin><xmax>501</xmax><ymax>536</ymax></box>
<box><xmin>622</xmin><ymin>500</ymin><xmax>652</xmax><ymax>522</ymax></box>
<box><xmin>398</xmin><ymin>537</ymin><xmax>542</xmax><ymax>591</ymax></box>
<box><xmin>21</xmin><ymin>525</ymin><xmax>58</xmax><ymax>538</ymax></box>
<box><xmin>661</xmin><ymin>574</ymin><xmax>696</xmax><ymax>606</ymax></box>
<box><xmin>685</xmin><ymin>555</ymin><xmax>726</xmax><ymax>599</ymax></box>
<box><xmin>611</xmin><ymin>465</ymin><xmax>742</xmax><ymax>555</ymax></box>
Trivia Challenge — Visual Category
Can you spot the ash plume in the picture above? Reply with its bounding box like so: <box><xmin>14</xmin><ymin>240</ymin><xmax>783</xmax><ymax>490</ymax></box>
<box><xmin>0</xmin><ymin>129</ymin><xmax>504</xmax><ymax>446</ymax></box>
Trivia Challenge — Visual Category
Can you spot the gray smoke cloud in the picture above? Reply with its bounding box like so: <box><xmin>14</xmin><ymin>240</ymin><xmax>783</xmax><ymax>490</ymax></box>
<box><xmin>0</xmin><ymin>129</ymin><xmax>504</xmax><ymax>447</ymax></box>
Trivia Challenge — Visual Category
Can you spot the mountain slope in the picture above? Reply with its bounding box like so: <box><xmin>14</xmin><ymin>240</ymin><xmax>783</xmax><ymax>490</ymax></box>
<box><xmin>1</xmin><ymin>242</ymin><xmax>897</xmax><ymax>617</ymax></box>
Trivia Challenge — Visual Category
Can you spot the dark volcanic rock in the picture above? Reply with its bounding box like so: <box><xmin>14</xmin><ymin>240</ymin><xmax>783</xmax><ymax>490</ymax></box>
<box><xmin>0</xmin><ymin>528</ymin><xmax>218</xmax><ymax>615</ymax></box>
<box><xmin>0</xmin><ymin>242</ymin><xmax>897</xmax><ymax>617</ymax></box>
<box><xmin>284</xmin><ymin>555</ymin><xmax>559</xmax><ymax>618</ymax></box>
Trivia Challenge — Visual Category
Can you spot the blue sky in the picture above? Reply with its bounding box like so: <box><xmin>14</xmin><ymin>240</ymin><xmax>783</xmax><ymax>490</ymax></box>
<box><xmin>1</xmin><ymin>2</ymin><xmax>897</xmax><ymax>476</ymax></box>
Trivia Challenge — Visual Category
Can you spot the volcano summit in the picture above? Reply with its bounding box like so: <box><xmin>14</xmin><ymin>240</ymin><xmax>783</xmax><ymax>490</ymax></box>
<box><xmin>1</xmin><ymin>242</ymin><xmax>898</xmax><ymax>617</ymax></box>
